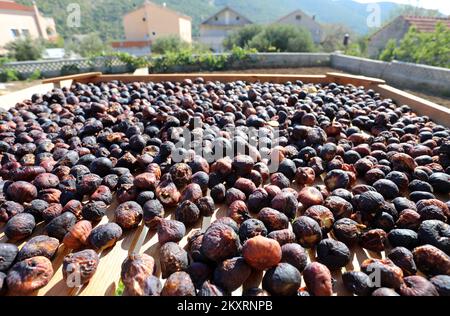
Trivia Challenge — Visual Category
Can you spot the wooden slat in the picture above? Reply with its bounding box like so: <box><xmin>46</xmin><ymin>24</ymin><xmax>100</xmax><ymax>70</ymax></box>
<box><xmin>41</xmin><ymin>72</ymin><xmax>102</xmax><ymax>85</ymax></box>
<box><xmin>0</xmin><ymin>83</ymin><xmax>54</xmax><ymax>110</ymax></box>
<box><xmin>36</xmin><ymin>199</ymin><xmax>143</xmax><ymax>296</ymax></box>
<box><xmin>377</xmin><ymin>84</ymin><xmax>450</xmax><ymax>126</ymax></box>
<box><xmin>327</xmin><ymin>72</ymin><xmax>386</xmax><ymax>88</ymax></box>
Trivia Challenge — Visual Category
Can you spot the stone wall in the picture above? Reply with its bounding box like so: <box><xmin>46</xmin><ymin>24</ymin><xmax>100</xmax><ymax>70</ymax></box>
<box><xmin>0</xmin><ymin>56</ymin><xmax>130</xmax><ymax>79</ymax></box>
<box><xmin>330</xmin><ymin>54</ymin><xmax>450</xmax><ymax>96</ymax></box>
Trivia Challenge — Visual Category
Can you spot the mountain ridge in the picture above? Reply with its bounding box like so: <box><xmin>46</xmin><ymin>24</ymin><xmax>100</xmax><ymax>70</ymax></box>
<box><xmin>16</xmin><ymin>0</ymin><xmax>441</xmax><ymax>40</ymax></box>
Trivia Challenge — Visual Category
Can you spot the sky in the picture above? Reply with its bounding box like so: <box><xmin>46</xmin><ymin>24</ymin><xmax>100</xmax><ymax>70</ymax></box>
<box><xmin>353</xmin><ymin>0</ymin><xmax>450</xmax><ymax>15</ymax></box>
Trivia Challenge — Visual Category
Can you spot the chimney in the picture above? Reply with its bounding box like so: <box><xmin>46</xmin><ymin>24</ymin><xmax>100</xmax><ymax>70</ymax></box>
<box><xmin>32</xmin><ymin>1</ymin><xmax>46</xmax><ymax>39</ymax></box>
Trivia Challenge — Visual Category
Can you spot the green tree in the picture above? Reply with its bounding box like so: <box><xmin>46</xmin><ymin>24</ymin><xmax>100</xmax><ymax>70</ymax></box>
<box><xmin>67</xmin><ymin>33</ymin><xmax>110</xmax><ymax>58</ymax></box>
<box><xmin>414</xmin><ymin>23</ymin><xmax>450</xmax><ymax>67</ymax></box>
<box><xmin>379</xmin><ymin>23</ymin><xmax>450</xmax><ymax>68</ymax></box>
<box><xmin>247</xmin><ymin>25</ymin><xmax>315</xmax><ymax>52</ymax></box>
<box><xmin>379</xmin><ymin>39</ymin><xmax>397</xmax><ymax>61</ymax></box>
<box><xmin>5</xmin><ymin>37</ymin><xmax>44</xmax><ymax>61</ymax></box>
<box><xmin>152</xmin><ymin>35</ymin><xmax>190</xmax><ymax>54</ymax></box>
<box><xmin>223</xmin><ymin>24</ymin><xmax>264</xmax><ymax>50</ymax></box>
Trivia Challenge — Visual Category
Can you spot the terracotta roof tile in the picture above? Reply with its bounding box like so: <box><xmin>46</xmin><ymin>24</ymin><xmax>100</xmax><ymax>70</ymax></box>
<box><xmin>0</xmin><ymin>1</ymin><xmax>34</xmax><ymax>12</ymax></box>
<box><xmin>403</xmin><ymin>16</ymin><xmax>450</xmax><ymax>32</ymax></box>
<box><xmin>111</xmin><ymin>40</ymin><xmax>152</xmax><ymax>48</ymax></box>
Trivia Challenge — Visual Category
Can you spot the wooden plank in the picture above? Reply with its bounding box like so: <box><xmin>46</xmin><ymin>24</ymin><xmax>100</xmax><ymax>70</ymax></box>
<box><xmin>0</xmin><ymin>83</ymin><xmax>54</xmax><ymax>110</ymax></box>
<box><xmin>42</xmin><ymin>72</ymin><xmax>102</xmax><ymax>85</ymax></box>
<box><xmin>36</xmin><ymin>199</ymin><xmax>143</xmax><ymax>297</ymax></box>
<box><xmin>88</xmin><ymin>73</ymin><xmax>329</xmax><ymax>84</ymax></box>
<box><xmin>377</xmin><ymin>84</ymin><xmax>450</xmax><ymax>126</ymax></box>
<box><xmin>327</xmin><ymin>72</ymin><xmax>386</xmax><ymax>88</ymax></box>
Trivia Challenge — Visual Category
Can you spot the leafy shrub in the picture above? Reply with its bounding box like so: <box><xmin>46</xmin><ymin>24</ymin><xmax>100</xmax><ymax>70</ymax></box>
<box><xmin>224</xmin><ymin>25</ymin><xmax>264</xmax><ymax>50</ymax></box>
<box><xmin>5</xmin><ymin>37</ymin><xmax>43</xmax><ymax>61</ymax></box>
<box><xmin>61</xmin><ymin>64</ymin><xmax>80</xmax><ymax>76</ymax></box>
<box><xmin>152</xmin><ymin>35</ymin><xmax>191</xmax><ymax>54</ymax></box>
<box><xmin>150</xmin><ymin>47</ymin><xmax>256</xmax><ymax>73</ymax></box>
<box><xmin>225</xmin><ymin>24</ymin><xmax>315</xmax><ymax>53</ymax></box>
<box><xmin>379</xmin><ymin>39</ymin><xmax>397</xmax><ymax>61</ymax></box>
<box><xmin>27</xmin><ymin>69</ymin><xmax>42</xmax><ymax>81</ymax></box>
<box><xmin>0</xmin><ymin>69</ymin><xmax>20</xmax><ymax>82</ymax></box>
<box><xmin>67</xmin><ymin>33</ymin><xmax>110</xmax><ymax>58</ymax></box>
<box><xmin>114</xmin><ymin>52</ymin><xmax>150</xmax><ymax>70</ymax></box>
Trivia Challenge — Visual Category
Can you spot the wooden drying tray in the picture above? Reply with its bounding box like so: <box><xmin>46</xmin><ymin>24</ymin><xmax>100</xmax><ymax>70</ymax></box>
<box><xmin>37</xmin><ymin>71</ymin><xmax>449</xmax><ymax>127</ymax></box>
<box><xmin>0</xmin><ymin>71</ymin><xmax>449</xmax><ymax>297</ymax></box>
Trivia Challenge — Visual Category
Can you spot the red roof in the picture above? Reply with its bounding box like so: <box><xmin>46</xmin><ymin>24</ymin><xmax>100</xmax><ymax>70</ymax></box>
<box><xmin>403</xmin><ymin>16</ymin><xmax>450</xmax><ymax>32</ymax></box>
<box><xmin>0</xmin><ymin>1</ymin><xmax>34</xmax><ymax>12</ymax></box>
<box><xmin>111</xmin><ymin>40</ymin><xmax>152</xmax><ymax>48</ymax></box>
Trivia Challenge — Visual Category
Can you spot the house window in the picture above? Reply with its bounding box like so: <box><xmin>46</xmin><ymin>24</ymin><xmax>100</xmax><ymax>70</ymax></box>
<box><xmin>236</xmin><ymin>16</ymin><xmax>240</xmax><ymax>20</ymax></box>
<box><xmin>22</xmin><ymin>29</ymin><xmax>30</xmax><ymax>37</ymax></box>
<box><xmin>215</xmin><ymin>16</ymin><xmax>218</xmax><ymax>21</ymax></box>
<box><xmin>152</xmin><ymin>32</ymin><xmax>156</xmax><ymax>36</ymax></box>
<box><xmin>296</xmin><ymin>15</ymin><xmax>302</xmax><ymax>20</ymax></box>
<box><xmin>143</xmin><ymin>17</ymin><xmax>146</xmax><ymax>21</ymax></box>
<box><xmin>10</xmin><ymin>29</ymin><xmax>20</xmax><ymax>38</ymax></box>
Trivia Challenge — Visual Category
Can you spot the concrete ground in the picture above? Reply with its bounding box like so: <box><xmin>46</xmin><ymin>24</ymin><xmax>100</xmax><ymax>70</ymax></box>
<box><xmin>1</xmin><ymin>67</ymin><xmax>449</xmax><ymax>108</ymax></box>
<box><xmin>0</xmin><ymin>80</ymin><xmax>41</xmax><ymax>96</ymax></box>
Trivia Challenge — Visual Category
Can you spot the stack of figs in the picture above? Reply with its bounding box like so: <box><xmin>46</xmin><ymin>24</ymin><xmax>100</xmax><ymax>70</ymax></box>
<box><xmin>0</xmin><ymin>78</ymin><xmax>449</xmax><ymax>296</ymax></box>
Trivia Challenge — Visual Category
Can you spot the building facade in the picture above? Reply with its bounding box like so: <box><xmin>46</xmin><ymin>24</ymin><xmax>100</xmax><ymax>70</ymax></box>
<box><xmin>111</xmin><ymin>1</ymin><xmax>192</xmax><ymax>55</ymax></box>
<box><xmin>0</xmin><ymin>0</ymin><xmax>58</xmax><ymax>55</ymax></box>
<box><xmin>275</xmin><ymin>10</ymin><xmax>323</xmax><ymax>44</ymax></box>
<box><xmin>199</xmin><ymin>7</ymin><xmax>253</xmax><ymax>53</ymax></box>
<box><xmin>368</xmin><ymin>16</ymin><xmax>450</xmax><ymax>58</ymax></box>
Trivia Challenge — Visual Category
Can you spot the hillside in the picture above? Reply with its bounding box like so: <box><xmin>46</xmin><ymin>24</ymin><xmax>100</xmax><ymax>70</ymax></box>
<box><xmin>17</xmin><ymin>0</ymin><xmax>442</xmax><ymax>40</ymax></box>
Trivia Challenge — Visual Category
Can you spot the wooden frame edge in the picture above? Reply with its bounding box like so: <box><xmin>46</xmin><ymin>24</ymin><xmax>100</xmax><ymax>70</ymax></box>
<box><xmin>42</xmin><ymin>72</ymin><xmax>103</xmax><ymax>88</ymax></box>
<box><xmin>87</xmin><ymin>73</ymin><xmax>329</xmax><ymax>84</ymax></box>
<box><xmin>377</xmin><ymin>84</ymin><xmax>450</xmax><ymax>126</ymax></box>
<box><xmin>2</xmin><ymin>72</ymin><xmax>448</xmax><ymax>127</ymax></box>
<box><xmin>327</xmin><ymin>72</ymin><xmax>386</xmax><ymax>87</ymax></box>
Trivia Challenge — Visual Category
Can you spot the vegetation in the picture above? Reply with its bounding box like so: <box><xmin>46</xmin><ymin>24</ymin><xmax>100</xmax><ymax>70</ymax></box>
<box><xmin>150</xmin><ymin>46</ymin><xmax>256</xmax><ymax>73</ymax></box>
<box><xmin>60</xmin><ymin>64</ymin><xmax>81</xmax><ymax>76</ymax></box>
<box><xmin>15</xmin><ymin>0</ymin><xmax>423</xmax><ymax>40</ymax></box>
<box><xmin>319</xmin><ymin>24</ymin><xmax>351</xmax><ymax>52</ymax></box>
<box><xmin>345</xmin><ymin>37</ymin><xmax>368</xmax><ymax>58</ymax></box>
<box><xmin>379</xmin><ymin>23</ymin><xmax>450</xmax><ymax>68</ymax></box>
<box><xmin>379</xmin><ymin>39</ymin><xmax>397</xmax><ymax>62</ymax></box>
<box><xmin>5</xmin><ymin>37</ymin><xmax>44</xmax><ymax>61</ymax></box>
<box><xmin>0</xmin><ymin>69</ymin><xmax>20</xmax><ymax>82</ymax></box>
<box><xmin>388</xmin><ymin>4</ymin><xmax>443</xmax><ymax>20</ymax></box>
<box><xmin>225</xmin><ymin>24</ymin><xmax>314</xmax><ymax>53</ymax></box>
<box><xmin>43</xmin><ymin>36</ymin><xmax>65</xmax><ymax>49</ymax></box>
<box><xmin>66</xmin><ymin>33</ymin><xmax>111</xmax><ymax>58</ymax></box>
<box><xmin>152</xmin><ymin>36</ymin><xmax>212</xmax><ymax>56</ymax></box>
<box><xmin>152</xmin><ymin>36</ymin><xmax>191</xmax><ymax>54</ymax></box>
<box><xmin>114</xmin><ymin>53</ymin><xmax>149</xmax><ymax>69</ymax></box>
<box><xmin>27</xmin><ymin>70</ymin><xmax>43</xmax><ymax>81</ymax></box>
<box><xmin>224</xmin><ymin>25</ymin><xmax>264</xmax><ymax>51</ymax></box>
